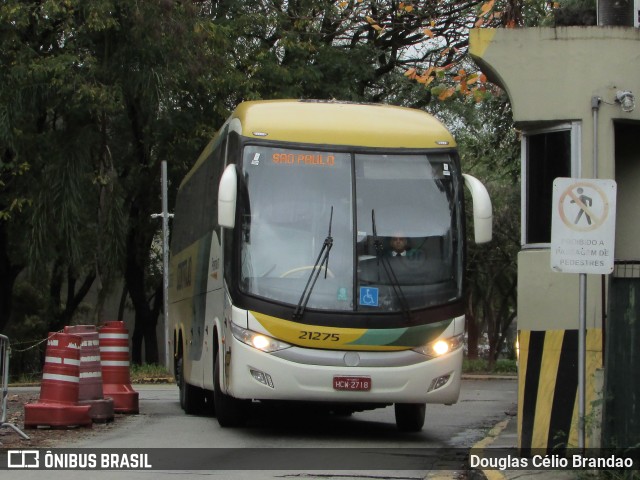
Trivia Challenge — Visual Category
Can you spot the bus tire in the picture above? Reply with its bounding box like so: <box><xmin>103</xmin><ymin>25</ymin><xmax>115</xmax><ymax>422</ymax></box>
<box><xmin>394</xmin><ymin>403</ymin><xmax>426</xmax><ymax>432</ymax></box>
<box><xmin>214</xmin><ymin>356</ymin><xmax>248</xmax><ymax>427</ymax></box>
<box><xmin>178</xmin><ymin>356</ymin><xmax>203</xmax><ymax>415</ymax></box>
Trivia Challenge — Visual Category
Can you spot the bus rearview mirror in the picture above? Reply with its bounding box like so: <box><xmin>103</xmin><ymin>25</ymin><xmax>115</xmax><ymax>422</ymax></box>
<box><xmin>218</xmin><ymin>164</ymin><xmax>238</xmax><ymax>228</ymax></box>
<box><xmin>462</xmin><ymin>173</ymin><xmax>493</xmax><ymax>244</ymax></box>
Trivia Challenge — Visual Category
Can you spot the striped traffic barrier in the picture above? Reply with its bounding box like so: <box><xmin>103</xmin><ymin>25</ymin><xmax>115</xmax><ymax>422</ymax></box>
<box><xmin>99</xmin><ymin>321</ymin><xmax>139</xmax><ymax>414</ymax></box>
<box><xmin>24</xmin><ymin>332</ymin><xmax>92</xmax><ymax>429</ymax></box>
<box><xmin>64</xmin><ymin>325</ymin><xmax>114</xmax><ymax>422</ymax></box>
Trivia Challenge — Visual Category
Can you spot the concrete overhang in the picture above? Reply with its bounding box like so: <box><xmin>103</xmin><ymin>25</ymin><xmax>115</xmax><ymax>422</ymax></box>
<box><xmin>469</xmin><ymin>27</ymin><xmax>640</xmax><ymax>124</ymax></box>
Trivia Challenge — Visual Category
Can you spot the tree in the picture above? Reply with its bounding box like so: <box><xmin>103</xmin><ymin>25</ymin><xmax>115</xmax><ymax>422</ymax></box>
<box><xmin>413</xmin><ymin>0</ymin><xmax>560</xmax><ymax>361</ymax></box>
<box><xmin>431</xmin><ymin>94</ymin><xmax>520</xmax><ymax>362</ymax></box>
<box><xmin>0</xmin><ymin>0</ymin><xmax>106</xmax><ymax>334</ymax></box>
<box><xmin>202</xmin><ymin>0</ymin><xmax>492</xmax><ymax>104</ymax></box>
<box><xmin>80</xmin><ymin>1</ymin><xmax>236</xmax><ymax>363</ymax></box>
<box><xmin>0</xmin><ymin>1</ymin><xmax>231</xmax><ymax>361</ymax></box>
<box><xmin>1</xmin><ymin>0</ymin><xmax>532</xmax><ymax>365</ymax></box>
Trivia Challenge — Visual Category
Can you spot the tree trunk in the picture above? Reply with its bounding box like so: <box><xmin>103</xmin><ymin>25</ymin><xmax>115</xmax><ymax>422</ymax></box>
<box><xmin>123</xmin><ymin>86</ymin><xmax>163</xmax><ymax>365</ymax></box>
<box><xmin>124</xmin><ymin>207</ymin><xmax>161</xmax><ymax>365</ymax></box>
<box><xmin>126</xmin><ymin>254</ymin><xmax>157</xmax><ymax>365</ymax></box>
<box><xmin>0</xmin><ymin>222</ymin><xmax>22</xmax><ymax>333</ymax></box>
<box><xmin>485</xmin><ymin>299</ymin><xmax>497</xmax><ymax>368</ymax></box>
<box><xmin>49</xmin><ymin>263</ymin><xmax>96</xmax><ymax>333</ymax></box>
<box><xmin>129</xmin><ymin>282</ymin><xmax>162</xmax><ymax>365</ymax></box>
<box><xmin>466</xmin><ymin>292</ymin><xmax>479</xmax><ymax>359</ymax></box>
<box><xmin>466</xmin><ymin>311</ymin><xmax>479</xmax><ymax>359</ymax></box>
<box><xmin>130</xmin><ymin>309</ymin><xmax>160</xmax><ymax>364</ymax></box>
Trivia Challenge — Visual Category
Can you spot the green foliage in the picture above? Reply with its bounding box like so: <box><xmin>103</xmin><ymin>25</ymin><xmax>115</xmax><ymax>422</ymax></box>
<box><xmin>0</xmin><ymin>0</ymin><xmax>525</xmax><ymax>363</ymax></box>
<box><xmin>552</xmin><ymin>0</ymin><xmax>597</xmax><ymax>26</ymax></box>
<box><xmin>431</xmin><ymin>94</ymin><xmax>520</xmax><ymax>361</ymax></box>
<box><xmin>463</xmin><ymin>358</ymin><xmax>517</xmax><ymax>374</ymax></box>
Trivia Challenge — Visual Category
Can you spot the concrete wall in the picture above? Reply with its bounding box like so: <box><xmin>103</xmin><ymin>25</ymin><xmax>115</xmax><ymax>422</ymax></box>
<box><xmin>470</xmin><ymin>25</ymin><xmax>640</xmax><ymax>328</ymax></box>
<box><xmin>470</xmin><ymin>26</ymin><xmax>640</xmax><ymax>451</ymax></box>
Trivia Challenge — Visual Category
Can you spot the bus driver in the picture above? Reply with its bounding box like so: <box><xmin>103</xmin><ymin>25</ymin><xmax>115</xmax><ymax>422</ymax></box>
<box><xmin>388</xmin><ymin>235</ymin><xmax>422</xmax><ymax>259</ymax></box>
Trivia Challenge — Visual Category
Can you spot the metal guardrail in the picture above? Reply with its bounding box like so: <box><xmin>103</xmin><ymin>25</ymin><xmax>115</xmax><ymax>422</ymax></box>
<box><xmin>1</xmin><ymin>334</ymin><xmax>30</xmax><ymax>443</ymax></box>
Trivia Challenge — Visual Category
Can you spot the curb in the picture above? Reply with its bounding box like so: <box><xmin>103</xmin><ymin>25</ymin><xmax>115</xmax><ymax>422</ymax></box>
<box><xmin>469</xmin><ymin>418</ymin><xmax>512</xmax><ymax>480</ymax></box>
<box><xmin>461</xmin><ymin>374</ymin><xmax>517</xmax><ymax>381</ymax></box>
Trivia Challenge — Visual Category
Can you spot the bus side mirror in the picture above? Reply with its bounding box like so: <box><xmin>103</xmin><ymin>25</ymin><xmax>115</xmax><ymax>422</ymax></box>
<box><xmin>218</xmin><ymin>164</ymin><xmax>238</xmax><ymax>228</ymax></box>
<box><xmin>462</xmin><ymin>173</ymin><xmax>493</xmax><ymax>244</ymax></box>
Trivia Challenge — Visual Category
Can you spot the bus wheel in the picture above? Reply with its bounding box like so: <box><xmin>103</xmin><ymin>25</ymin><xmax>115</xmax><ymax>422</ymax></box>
<box><xmin>394</xmin><ymin>403</ymin><xmax>426</xmax><ymax>432</ymax></box>
<box><xmin>214</xmin><ymin>357</ymin><xmax>248</xmax><ymax>427</ymax></box>
<box><xmin>178</xmin><ymin>356</ymin><xmax>203</xmax><ymax>414</ymax></box>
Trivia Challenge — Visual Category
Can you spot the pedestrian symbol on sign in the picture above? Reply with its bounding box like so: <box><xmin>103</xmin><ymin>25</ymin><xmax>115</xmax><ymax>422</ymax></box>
<box><xmin>571</xmin><ymin>188</ymin><xmax>592</xmax><ymax>225</ymax></box>
<box><xmin>558</xmin><ymin>182</ymin><xmax>610</xmax><ymax>233</ymax></box>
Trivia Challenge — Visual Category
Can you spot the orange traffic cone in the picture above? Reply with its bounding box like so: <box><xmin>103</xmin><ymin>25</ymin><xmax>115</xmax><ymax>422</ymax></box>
<box><xmin>99</xmin><ymin>321</ymin><xmax>139</xmax><ymax>414</ymax></box>
<box><xmin>24</xmin><ymin>332</ymin><xmax>92</xmax><ymax>429</ymax></box>
<box><xmin>64</xmin><ymin>325</ymin><xmax>115</xmax><ymax>422</ymax></box>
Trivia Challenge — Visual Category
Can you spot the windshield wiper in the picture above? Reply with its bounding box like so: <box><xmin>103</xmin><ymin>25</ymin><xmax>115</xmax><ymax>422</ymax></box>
<box><xmin>371</xmin><ymin>209</ymin><xmax>411</xmax><ymax>320</ymax></box>
<box><xmin>293</xmin><ymin>206</ymin><xmax>334</xmax><ymax>320</ymax></box>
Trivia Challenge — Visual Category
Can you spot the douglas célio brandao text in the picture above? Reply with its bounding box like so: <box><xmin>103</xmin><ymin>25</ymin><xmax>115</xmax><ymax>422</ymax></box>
<box><xmin>470</xmin><ymin>453</ymin><xmax>635</xmax><ymax>471</ymax></box>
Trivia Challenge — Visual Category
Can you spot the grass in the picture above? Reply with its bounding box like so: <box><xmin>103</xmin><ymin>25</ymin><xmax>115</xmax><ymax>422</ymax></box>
<box><xmin>463</xmin><ymin>358</ymin><xmax>517</xmax><ymax>375</ymax></box>
<box><xmin>130</xmin><ymin>363</ymin><xmax>173</xmax><ymax>383</ymax></box>
<box><xmin>12</xmin><ymin>373</ymin><xmax>42</xmax><ymax>385</ymax></box>
<box><xmin>8</xmin><ymin>364</ymin><xmax>174</xmax><ymax>385</ymax></box>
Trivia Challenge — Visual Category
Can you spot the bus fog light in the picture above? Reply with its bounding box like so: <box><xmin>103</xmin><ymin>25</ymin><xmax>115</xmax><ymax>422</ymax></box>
<box><xmin>250</xmin><ymin>368</ymin><xmax>274</xmax><ymax>388</ymax></box>
<box><xmin>428</xmin><ymin>374</ymin><xmax>451</xmax><ymax>392</ymax></box>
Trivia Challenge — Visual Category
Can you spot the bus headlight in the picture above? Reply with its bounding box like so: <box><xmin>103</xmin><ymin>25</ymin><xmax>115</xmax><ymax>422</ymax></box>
<box><xmin>412</xmin><ymin>334</ymin><xmax>464</xmax><ymax>358</ymax></box>
<box><xmin>231</xmin><ymin>323</ymin><xmax>292</xmax><ymax>353</ymax></box>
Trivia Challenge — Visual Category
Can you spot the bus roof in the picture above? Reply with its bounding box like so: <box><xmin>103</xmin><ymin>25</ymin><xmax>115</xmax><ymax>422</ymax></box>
<box><xmin>232</xmin><ymin>100</ymin><xmax>455</xmax><ymax>149</ymax></box>
<box><xmin>181</xmin><ymin>100</ymin><xmax>456</xmax><ymax>188</ymax></box>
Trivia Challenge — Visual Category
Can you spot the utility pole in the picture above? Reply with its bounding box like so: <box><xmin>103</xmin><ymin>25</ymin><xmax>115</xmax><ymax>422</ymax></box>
<box><xmin>151</xmin><ymin>161</ymin><xmax>173</xmax><ymax>369</ymax></box>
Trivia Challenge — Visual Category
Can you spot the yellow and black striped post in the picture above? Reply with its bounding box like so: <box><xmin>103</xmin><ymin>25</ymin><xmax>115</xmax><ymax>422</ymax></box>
<box><xmin>518</xmin><ymin>328</ymin><xmax>603</xmax><ymax>453</ymax></box>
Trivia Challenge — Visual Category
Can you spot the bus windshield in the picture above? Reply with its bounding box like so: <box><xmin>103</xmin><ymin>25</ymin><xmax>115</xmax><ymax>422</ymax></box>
<box><xmin>239</xmin><ymin>145</ymin><xmax>462</xmax><ymax>313</ymax></box>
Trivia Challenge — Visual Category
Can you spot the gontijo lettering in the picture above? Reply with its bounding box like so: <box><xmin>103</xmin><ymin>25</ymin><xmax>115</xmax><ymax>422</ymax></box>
<box><xmin>272</xmin><ymin>152</ymin><xmax>335</xmax><ymax>166</ymax></box>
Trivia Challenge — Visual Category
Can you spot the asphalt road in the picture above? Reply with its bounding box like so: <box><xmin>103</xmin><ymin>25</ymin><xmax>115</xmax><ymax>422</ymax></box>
<box><xmin>4</xmin><ymin>377</ymin><xmax>517</xmax><ymax>480</ymax></box>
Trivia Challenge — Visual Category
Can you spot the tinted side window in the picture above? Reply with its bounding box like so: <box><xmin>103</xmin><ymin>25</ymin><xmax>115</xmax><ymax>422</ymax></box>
<box><xmin>172</xmin><ymin>130</ymin><xmax>227</xmax><ymax>253</ymax></box>
<box><xmin>172</xmin><ymin>170</ymin><xmax>204</xmax><ymax>253</ymax></box>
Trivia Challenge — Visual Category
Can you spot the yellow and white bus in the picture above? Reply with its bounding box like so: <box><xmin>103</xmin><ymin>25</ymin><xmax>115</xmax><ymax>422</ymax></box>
<box><xmin>169</xmin><ymin>100</ymin><xmax>492</xmax><ymax>431</ymax></box>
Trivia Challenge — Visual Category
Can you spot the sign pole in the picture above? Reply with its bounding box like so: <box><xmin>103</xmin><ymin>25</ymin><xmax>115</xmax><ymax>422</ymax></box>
<box><xmin>551</xmin><ymin>177</ymin><xmax>617</xmax><ymax>454</ymax></box>
<box><xmin>578</xmin><ymin>273</ymin><xmax>587</xmax><ymax>452</ymax></box>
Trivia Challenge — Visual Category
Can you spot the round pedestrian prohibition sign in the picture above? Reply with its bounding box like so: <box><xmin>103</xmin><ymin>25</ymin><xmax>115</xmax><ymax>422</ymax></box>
<box><xmin>558</xmin><ymin>181</ymin><xmax>609</xmax><ymax>232</ymax></box>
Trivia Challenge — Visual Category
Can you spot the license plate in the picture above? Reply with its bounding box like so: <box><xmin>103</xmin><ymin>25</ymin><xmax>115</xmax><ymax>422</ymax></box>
<box><xmin>333</xmin><ymin>376</ymin><xmax>371</xmax><ymax>391</ymax></box>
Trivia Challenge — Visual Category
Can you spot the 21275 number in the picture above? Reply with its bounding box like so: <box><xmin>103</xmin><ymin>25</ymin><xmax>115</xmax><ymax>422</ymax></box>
<box><xmin>299</xmin><ymin>331</ymin><xmax>340</xmax><ymax>342</ymax></box>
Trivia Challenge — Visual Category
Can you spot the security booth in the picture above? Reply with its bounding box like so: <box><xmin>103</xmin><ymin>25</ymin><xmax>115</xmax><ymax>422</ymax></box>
<box><xmin>470</xmin><ymin>26</ymin><xmax>640</xmax><ymax>452</ymax></box>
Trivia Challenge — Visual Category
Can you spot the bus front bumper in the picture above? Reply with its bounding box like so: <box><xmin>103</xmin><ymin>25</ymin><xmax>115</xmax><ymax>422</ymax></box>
<box><xmin>223</xmin><ymin>337</ymin><xmax>462</xmax><ymax>405</ymax></box>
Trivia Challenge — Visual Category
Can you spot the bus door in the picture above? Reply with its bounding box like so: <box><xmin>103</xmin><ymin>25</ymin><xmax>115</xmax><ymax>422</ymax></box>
<box><xmin>203</xmin><ymin>231</ymin><xmax>223</xmax><ymax>390</ymax></box>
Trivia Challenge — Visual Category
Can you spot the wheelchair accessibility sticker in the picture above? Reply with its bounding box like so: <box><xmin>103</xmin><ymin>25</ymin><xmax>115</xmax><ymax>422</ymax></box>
<box><xmin>359</xmin><ymin>287</ymin><xmax>379</xmax><ymax>307</ymax></box>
